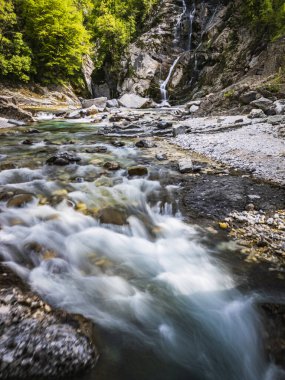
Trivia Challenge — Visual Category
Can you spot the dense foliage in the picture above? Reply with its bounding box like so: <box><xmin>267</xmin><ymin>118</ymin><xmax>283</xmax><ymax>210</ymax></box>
<box><xmin>90</xmin><ymin>0</ymin><xmax>158</xmax><ymax>69</ymax></box>
<box><xmin>0</xmin><ymin>0</ymin><xmax>157</xmax><ymax>83</ymax></box>
<box><xmin>244</xmin><ymin>0</ymin><xmax>285</xmax><ymax>38</ymax></box>
<box><xmin>0</xmin><ymin>0</ymin><xmax>31</xmax><ymax>81</ymax></box>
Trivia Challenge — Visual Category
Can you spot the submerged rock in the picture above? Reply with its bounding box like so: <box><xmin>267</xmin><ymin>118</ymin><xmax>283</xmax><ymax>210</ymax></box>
<box><xmin>86</xmin><ymin>146</ymin><xmax>108</xmax><ymax>154</ymax></box>
<box><xmin>7</xmin><ymin>193</ymin><xmax>35</xmax><ymax>208</ymax></box>
<box><xmin>111</xmin><ymin>140</ymin><xmax>126</xmax><ymax>147</ymax></box>
<box><xmin>103</xmin><ymin>161</ymin><xmax>121</xmax><ymax>171</ymax></box>
<box><xmin>128</xmin><ymin>166</ymin><xmax>148</xmax><ymax>176</ymax></box>
<box><xmin>98</xmin><ymin>207</ymin><xmax>128</xmax><ymax>225</ymax></box>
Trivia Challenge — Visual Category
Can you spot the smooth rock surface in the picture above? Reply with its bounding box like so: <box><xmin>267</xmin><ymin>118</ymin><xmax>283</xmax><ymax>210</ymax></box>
<box><xmin>118</xmin><ymin>94</ymin><xmax>151</xmax><ymax>109</ymax></box>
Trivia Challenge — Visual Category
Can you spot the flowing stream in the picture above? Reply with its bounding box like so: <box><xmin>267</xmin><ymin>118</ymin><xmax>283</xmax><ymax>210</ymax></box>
<box><xmin>0</xmin><ymin>120</ymin><xmax>284</xmax><ymax>380</ymax></box>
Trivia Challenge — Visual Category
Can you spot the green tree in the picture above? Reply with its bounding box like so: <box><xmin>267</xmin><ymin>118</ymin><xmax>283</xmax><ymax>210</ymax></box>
<box><xmin>0</xmin><ymin>0</ymin><xmax>31</xmax><ymax>81</ymax></box>
<box><xmin>89</xmin><ymin>0</ymin><xmax>158</xmax><ymax>70</ymax></box>
<box><xmin>17</xmin><ymin>0</ymin><xmax>90</xmax><ymax>82</ymax></box>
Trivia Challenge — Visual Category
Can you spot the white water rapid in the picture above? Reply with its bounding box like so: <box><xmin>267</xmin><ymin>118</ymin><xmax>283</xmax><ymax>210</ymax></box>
<box><xmin>0</xmin><ymin>159</ymin><xmax>282</xmax><ymax>379</ymax></box>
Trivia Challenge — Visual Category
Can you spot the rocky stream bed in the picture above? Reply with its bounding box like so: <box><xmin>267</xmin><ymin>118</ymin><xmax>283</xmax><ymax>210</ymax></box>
<box><xmin>0</xmin><ymin>108</ymin><xmax>284</xmax><ymax>379</ymax></box>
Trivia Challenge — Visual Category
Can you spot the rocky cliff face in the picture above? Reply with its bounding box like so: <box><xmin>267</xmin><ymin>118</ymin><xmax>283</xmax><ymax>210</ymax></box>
<box><xmin>111</xmin><ymin>0</ymin><xmax>285</xmax><ymax>108</ymax></box>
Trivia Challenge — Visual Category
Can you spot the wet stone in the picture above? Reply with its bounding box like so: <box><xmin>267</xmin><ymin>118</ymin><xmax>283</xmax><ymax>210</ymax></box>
<box><xmin>0</xmin><ymin>288</ymin><xmax>96</xmax><ymax>379</ymax></box>
<box><xmin>0</xmin><ymin>163</ymin><xmax>16</xmax><ymax>171</ymax></box>
<box><xmin>86</xmin><ymin>146</ymin><xmax>108</xmax><ymax>154</ymax></box>
<box><xmin>156</xmin><ymin>153</ymin><xmax>167</xmax><ymax>161</ymax></box>
<box><xmin>135</xmin><ymin>140</ymin><xmax>156</xmax><ymax>148</ymax></box>
<box><xmin>7</xmin><ymin>193</ymin><xmax>35</xmax><ymax>208</ymax></box>
<box><xmin>155</xmin><ymin>121</ymin><xmax>173</xmax><ymax>130</ymax></box>
<box><xmin>128</xmin><ymin>166</ymin><xmax>148</xmax><ymax>176</ymax></box>
<box><xmin>98</xmin><ymin>207</ymin><xmax>128</xmax><ymax>225</ymax></box>
<box><xmin>22</xmin><ymin>139</ymin><xmax>33</xmax><ymax>145</ymax></box>
<box><xmin>103</xmin><ymin>161</ymin><xmax>121</xmax><ymax>171</ymax></box>
<box><xmin>46</xmin><ymin>152</ymin><xmax>81</xmax><ymax>166</ymax></box>
<box><xmin>111</xmin><ymin>140</ymin><xmax>125</xmax><ymax>147</ymax></box>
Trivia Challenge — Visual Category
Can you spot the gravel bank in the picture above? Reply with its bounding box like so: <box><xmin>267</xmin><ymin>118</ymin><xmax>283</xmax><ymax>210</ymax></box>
<box><xmin>174</xmin><ymin>116</ymin><xmax>285</xmax><ymax>185</ymax></box>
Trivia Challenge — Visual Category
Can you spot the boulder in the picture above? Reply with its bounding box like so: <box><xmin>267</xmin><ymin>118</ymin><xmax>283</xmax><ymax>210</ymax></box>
<box><xmin>178</xmin><ymin>159</ymin><xmax>193</xmax><ymax>174</ymax></box>
<box><xmin>250</xmin><ymin>97</ymin><xmax>273</xmax><ymax>112</ymax></box>
<box><xmin>0</xmin><ymin>103</ymin><xmax>34</xmax><ymax>123</ymax></box>
<box><xmin>85</xmin><ymin>105</ymin><xmax>99</xmax><ymax>116</ymax></box>
<box><xmin>248</xmin><ymin>109</ymin><xmax>266</xmax><ymax>119</ymax></box>
<box><xmin>189</xmin><ymin>105</ymin><xmax>199</xmax><ymax>113</ymax></box>
<box><xmin>82</xmin><ymin>97</ymin><xmax>107</xmax><ymax>111</ymax></box>
<box><xmin>106</xmin><ymin>99</ymin><xmax>119</xmax><ymax>108</ymax></box>
<box><xmin>240</xmin><ymin>91</ymin><xmax>259</xmax><ymax>104</ymax></box>
<box><xmin>118</xmin><ymin>94</ymin><xmax>151</xmax><ymax>109</ymax></box>
<box><xmin>274</xmin><ymin>99</ymin><xmax>285</xmax><ymax>115</ymax></box>
<box><xmin>103</xmin><ymin>161</ymin><xmax>121</xmax><ymax>171</ymax></box>
<box><xmin>173</xmin><ymin>125</ymin><xmax>187</xmax><ymax>137</ymax></box>
<box><xmin>128</xmin><ymin>166</ymin><xmax>148</xmax><ymax>176</ymax></box>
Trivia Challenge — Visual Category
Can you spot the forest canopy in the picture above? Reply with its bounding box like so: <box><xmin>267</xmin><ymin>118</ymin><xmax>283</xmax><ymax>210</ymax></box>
<box><xmin>0</xmin><ymin>0</ymin><xmax>157</xmax><ymax>83</ymax></box>
<box><xmin>0</xmin><ymin>0</ymin><xmax>284</xmax><ymax>84</ymax></box>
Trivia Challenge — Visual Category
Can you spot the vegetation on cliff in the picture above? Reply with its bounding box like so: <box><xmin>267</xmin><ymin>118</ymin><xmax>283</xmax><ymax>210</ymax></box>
<box><xmin>0</xmin><ymin>0</ymin><xmax>157</xmax><ymax>85</ymax></box>
<box><xmin>244</xmin><ymin>0</ymin><xmax>285</xmax><ymax>38</ymax></box>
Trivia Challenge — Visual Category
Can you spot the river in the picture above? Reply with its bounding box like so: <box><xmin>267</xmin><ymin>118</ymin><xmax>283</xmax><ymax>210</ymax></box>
<box><xmin>0</xmin><ymin>120</ymin><xmax>284</xmax><ymax>380</ymax></box>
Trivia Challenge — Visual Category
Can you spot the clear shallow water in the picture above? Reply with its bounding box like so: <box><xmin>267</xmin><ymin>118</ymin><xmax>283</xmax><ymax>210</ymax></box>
<box><xmin>0</xmin><ymin>121</ymin><xmax>284</xmax><ymax>380</ymax></box>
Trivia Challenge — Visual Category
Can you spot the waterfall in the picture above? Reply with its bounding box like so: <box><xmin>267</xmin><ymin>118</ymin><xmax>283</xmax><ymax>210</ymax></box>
<box><xmin>188</xmin><ymin>5</ymin><xmax>196</xmax><ymax>51</ymax></box>
<box><xmin>159</xmin><ymin>0</ymin><xmax>196</xmax><ymax>105</ymax></box>
<box><xmin>160</xmin><ymin>56</ymin><xmax>181</xmax><ymax>106</ymax></box>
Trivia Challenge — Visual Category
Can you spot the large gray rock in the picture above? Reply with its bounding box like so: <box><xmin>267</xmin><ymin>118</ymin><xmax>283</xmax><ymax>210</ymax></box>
<box><xmin>178</xmin><ymin>159</ymin><xmax>193</xmax><ymax>174</ymax></box>
<box><xmin>173</xmin><ymin>125</ymin><xmax>187</xmax><ymax>137</ymax></box>
<box><xmin>250</xmin><ymin>97</ymin><xmax>273</xmax><ymax>111</ymax></box>
<box><xmin>82</xmin><ymin>97</ymin><xmax>107</xmax><ymax>110</ymax></box>
<box><xmin>248</xmin><ymin>108</ymin><xmax>266</xmax><ymax>119</ymax></box>
<box><xmin>0</xmin><ymin>103</ymin><xmax>34</xmax><ymax>123</ymax></box>
<box><xmin>240</xmin><ymin>91</ymin><xmax>259</xmax><ymax>104</ymax></box>
<box><xmin>0</xmin><ymin>287</ymin><xmax>96</xmax><ymax>379</ymax></box>
<box><xmin>118</xmin><ymin>94</ymin><xmax>151</xmax><ymax>109</ymax></box>
<box><xmin>106</xmin><ymin>99</ymin><xmax>119</xmax><ymax>108</ymax></box>
<box><xmin>189</xmin><ymin>105</ymin><xmax>199</xmax><ymax>113</ymax></box>
<box><xmin>274</xmin><ymin>99</ymin><xmax>285</xmax><ymax>115</ymax></box>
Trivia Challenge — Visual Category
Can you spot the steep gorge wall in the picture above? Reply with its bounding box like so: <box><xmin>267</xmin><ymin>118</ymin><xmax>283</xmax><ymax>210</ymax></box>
<box><xmin>112</xmin><ymin>0</ymin><xmax>285</xmax><ymax>106</ymax></box>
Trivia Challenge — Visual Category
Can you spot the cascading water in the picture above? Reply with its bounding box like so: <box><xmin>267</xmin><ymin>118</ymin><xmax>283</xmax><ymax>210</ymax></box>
<box><xmin>160</xmin><ymin>56</ymin><xmax>181</xmax><ymax>106</ymax></box>
<box><xmin>159</xmin><ymin>0</ymin><xmax>196</xmax><ymax>105</ymax></box>
<box><xmin>0</xmin><ymin>120</ymin><xmax>284</xmax><ymax>380</ymax></box>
